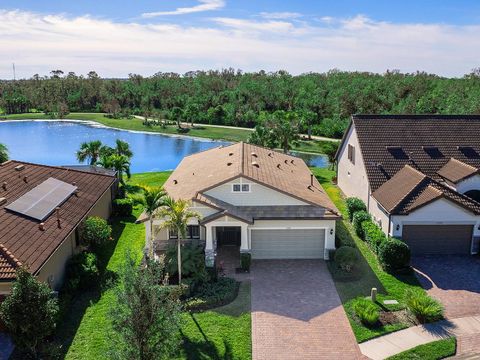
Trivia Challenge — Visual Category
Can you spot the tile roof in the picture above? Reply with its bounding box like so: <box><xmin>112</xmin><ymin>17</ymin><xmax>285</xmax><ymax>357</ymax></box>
<box><xmin>0</xmin><ymin>160</ymin><xmax>115</xmax><ymax>280</ymax></box>
<box><xmin>164</xmin><ymin>142</ymin><xmax>339</xmax><ymax>217</ymax></box>
<box><xmin>352</xmin><ymin>115</ymin><xmax>480</xmax><ymax>215</ymax></box>
<box><xmin>352</xmin><ymin>115</ymin><xmax>480</xmax><ymax>191</ymax></box>
<box><xmin>437</xmin><ymin>158</ymin><xmax>479</xmax><ymax>183</ymax></box>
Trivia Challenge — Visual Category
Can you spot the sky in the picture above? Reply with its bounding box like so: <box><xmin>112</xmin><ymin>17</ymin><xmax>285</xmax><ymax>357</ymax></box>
<box><xmin>1</xmin><ymin>0</ymin><xmax>480</xmax><ymax>78</ymax></box>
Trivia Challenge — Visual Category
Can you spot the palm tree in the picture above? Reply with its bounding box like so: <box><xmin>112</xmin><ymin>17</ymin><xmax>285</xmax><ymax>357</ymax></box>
<box><xmin>136</xmin><ymin>186</ymin><xmax>166</xmax><ymax>259</ymax></box>
<box><xmin>114</xmin><ymin>139</ymin><xmax>133</xmax><ymax>159</ymax></box>
<box><xmin>98</xmin><ymin>154</ymin><xmax>131</xmax><ymax>184</ymax></box>
<box><xmin>76</xmin><ymin>140</ymin><xmax>103</xmax><ymax>165</ymax></box>
<box><xmin>0</xmin><ymin>143</ymin><xmax>8</xmax><ymax>163</ymax></box>
<box><xmin>157</xmin><ymin>197</ymin><xmax>200</xmax><ymax>284</ymax></box>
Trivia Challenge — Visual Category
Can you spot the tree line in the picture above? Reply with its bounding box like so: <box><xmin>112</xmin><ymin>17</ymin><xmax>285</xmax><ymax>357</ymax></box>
<box><xmin>2</xmin><ymin>68</ymin><xmax>480</xmax><ymax>138</ymax></box>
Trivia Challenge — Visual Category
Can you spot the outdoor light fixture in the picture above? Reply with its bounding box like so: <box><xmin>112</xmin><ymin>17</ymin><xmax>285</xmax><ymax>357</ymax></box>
<box><xmin>396</xmin><ymin>224</ymin><xmax>400</xmax><ymax>231</ymax></box>
<box><xmin>330</xmin><ymin>229</ymin><xmax>334</xmax><ymax>235</ymax></box>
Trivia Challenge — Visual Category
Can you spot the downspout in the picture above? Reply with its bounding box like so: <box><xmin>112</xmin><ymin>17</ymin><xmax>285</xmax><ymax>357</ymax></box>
<box><xmin>367</xmin><ymin>183</ymin><xmax>370</xmax><ymax>212</ymax></box>
<box><xmin>387</xmin><ymin>214</ymin><xmax>391</xmax><ymax>237</ymax></box>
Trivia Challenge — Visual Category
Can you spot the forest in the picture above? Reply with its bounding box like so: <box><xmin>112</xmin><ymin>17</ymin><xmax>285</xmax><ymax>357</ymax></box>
<box><xmin>1</xmin><ymin>68</ymin><xmax>480</xmax><ymax>138</ymax></box>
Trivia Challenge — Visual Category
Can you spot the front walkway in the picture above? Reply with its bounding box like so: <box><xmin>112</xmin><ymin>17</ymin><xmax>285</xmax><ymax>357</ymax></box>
<box><xmin>359</xmin><ymin>315</ymin><xmax>480</xmax><ymax>360</ymax></box>
<box><xmin>251</xmin><ymin>260</ymin><xmax>361</xmax><ymax>360</ymax></box>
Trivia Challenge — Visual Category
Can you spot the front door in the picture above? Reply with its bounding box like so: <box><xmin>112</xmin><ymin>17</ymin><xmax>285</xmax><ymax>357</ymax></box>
<box><xmin>216</xmin><ymin>226</ymin><xmax>241</xmax><ymax>247</ymax></box>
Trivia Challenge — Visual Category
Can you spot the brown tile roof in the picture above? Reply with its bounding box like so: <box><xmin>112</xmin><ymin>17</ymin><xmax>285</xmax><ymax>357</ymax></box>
<box><xmin>0</xmin><ymin>244</ymin><xmax>22</xmax><ymax>280</ymax></box>
<box><xmin>164</xmin><ymin>142</ymin><xmax>339</xmax><ymax>217</ymax></box>
<box><xmin>0</xmin><ymin>161</ymin><xmax>115</xmax><ymax>280</ymax></box>
<box><xmin>352</xmin><ymin>115</ymin><xmax>480</xmax><ymax>192</ymax></box>
<box><xmin>437</xmin><ymin>158</ymin><xmax>479</xmax><ymax>183</ymax></box>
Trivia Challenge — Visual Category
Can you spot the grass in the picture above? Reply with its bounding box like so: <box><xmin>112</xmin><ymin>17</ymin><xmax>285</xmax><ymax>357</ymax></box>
<box><xmin>386</xmin><ymin>337</ymin><xmax>456</xmax><ymax>360</ymax></box>
<box><xmin>311</xmin><ymin>167</ymin><xmax>425</xmax><ymax>342</ymax></box>
<box><xmin>56</xmin><ymin>170</ymin><xmax>251</xmax><ymax>359</ymax></box>
<box><xmin>1</xmin><ymin>112</ymin><xmax>333</xmax><ymax>154</ymax></box>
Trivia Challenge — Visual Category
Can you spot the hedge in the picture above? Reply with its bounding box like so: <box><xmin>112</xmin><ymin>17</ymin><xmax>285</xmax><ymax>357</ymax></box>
<box><xmin>378</xmin><ymin>238</ymin><xmax>411</xmax><ymax>273</ymax></box>
<box><xmin>113</xmin><ymin>198</ymin><xmax>133</xmax><ymax>217</ymax></box>
<box><xmin>361</xmin><ymin>220</ymin><xmax>387</xmax><ymax>254</ymax></box>
<box><xmin>345</xmin><ymin>197</ymin><xmax>367</xmax><ymax>222</ymax></box>
<box><xmin>352</xmin><ymin>211</ymin><xmax>371</xmax><ymax>239</ymax></box>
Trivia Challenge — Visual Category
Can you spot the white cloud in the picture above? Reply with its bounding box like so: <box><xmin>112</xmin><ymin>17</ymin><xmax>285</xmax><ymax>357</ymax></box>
<box><xmin>1</xmin><ymin>10</ymin><xmax>479</xmax><ymax>79</ymax></box>
<box><xmin>142</xmin><ymin>0</ymin><xmax>224</xmax><ymax>18</ymax></box>
<box><xmin>259</xmin><ymin>12</ymin><xmax>302</xmax><ymax>20</ymax></box>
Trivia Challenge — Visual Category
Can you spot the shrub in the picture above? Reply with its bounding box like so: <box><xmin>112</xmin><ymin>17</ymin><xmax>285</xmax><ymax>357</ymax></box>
<box><xmin>345</xmin><ymin>197</ymin><xmax>367</xmax><ymax>221</ymax></box>
<box><xmin>352</xmin><ymin>211</ymin><xmax>371</xmax><ymax>239</ymax></box>
<box><xmin>240</xmin><ymin>253</ymin><xmax>251</xmax><ymax>272</ymax></box>
<box><xmin>378</xmin><ymin>239</ymin><xmax>411</xmax><ymax>273</ymax></box>
<box><xmin>352</xmin><ymin>297</ymin><xmax>379</xmax><ymax>326</ymax></box>
<box><xmin>80</xmin><ymin>216</ymin><xmax>112</xmax><ymax>248</ymax></box>
<box><xmin>165</xmin><ymin>244</ymin><xmax>206</xmax><ymax>283</ymax></box>
<box><xmin>404</xmin><ymin>289</ymin><xmax>444</xmax><ymax>323</ymax></box>
<box><xmin>65</xmin><ymin>252</ymin><xmax>100</xmax><ymax>291</ymax></box>
<box><xmin>186</xmin><ymin>277</ymin><xmax>239</xmax><ymax>311</ymax></box>
<box><xmin>334</xmin><ymin>246</ymin><xmax>359</xmax><ymax>272</ymax></box>
<box><xmin>113</xmin><ymin>198</ymin><xmax>133</xmax><ymax>217</ymax></box>
<box><xmin>362</xmin><ymin>220</ymin><xmax>387</xmax><ymax>253</ymax></box>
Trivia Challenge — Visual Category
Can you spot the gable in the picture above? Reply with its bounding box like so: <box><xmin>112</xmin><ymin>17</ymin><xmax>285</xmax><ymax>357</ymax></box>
<box><xmin>395</xmin><ymin>197</ymin><xmax>478</xmax><ymax>221</ymax></box>
<box><xmin>204</xmin><ymin>177</ymin><xmax>308</xmax><ymax>206</ymax></box>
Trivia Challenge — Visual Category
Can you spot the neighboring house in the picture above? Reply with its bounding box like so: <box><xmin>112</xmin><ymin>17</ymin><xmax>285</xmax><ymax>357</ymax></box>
<box><xmin>337</xmin><ymin>115</ymin><xmax>480</xmax><ymax>255</ymax></box>
<box><xmin>0</xmin><ymin>160</ymin><xmax>116</xmax><ymax>295</ymax></box>
<box><xmin>148</xmin><ymin>142</ymin><xmax>340</xmax><ymax>266</ymax></box>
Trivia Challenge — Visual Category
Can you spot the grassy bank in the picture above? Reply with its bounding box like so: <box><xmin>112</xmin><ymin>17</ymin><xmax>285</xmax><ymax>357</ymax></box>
<box><xmin>386</xmin><ymin>338</ymin><xmax>456</xmax><ymax>360</ymax></box>
<box><xmin>1</xmin><ymin>112</ymin><xmax>334</xmax><ymax>154</ymax></box>
<box><xmin>56</xmin><ymin>171</ymin><xmax>251</xmax><ymax>359</ymax></box>
<box><xmin>311</xmin><ymin>168</ymin><xmax>425</xmax><ymax>342</ymax></box>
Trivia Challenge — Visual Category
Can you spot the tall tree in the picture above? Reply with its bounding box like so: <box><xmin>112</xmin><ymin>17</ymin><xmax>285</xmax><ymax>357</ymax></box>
<box><xmin>157</xmin><ymin>197</ymin><xmax>200</xmax><ymax>284</ymax></box>
<box><xmin>98</xmin><ymin>153</ymin><xmax>131</xmax><ymax>184</ymax></box>
<box><xmin>114</xmin><ymin>139</ymin><xmax>133</xmax><ymax>159</ymax></box>
<box><xmin>0</xmin><ymin>143</ymin><xmax>8</xmax><ymax>163</ymax></box>
<box><xmin>0</xmin><ymin>268</ymin><xmax>59</xmax><ymax>357</ymax></box>
<box><xmin>76</xmin><ymin>140</ymin><xmax>103</xmax><ymax>165</ymax></box>
<box><xmin>110</xmin><ymin>255</ymin><xmax>182</xmax><ymax>360</ymax></box>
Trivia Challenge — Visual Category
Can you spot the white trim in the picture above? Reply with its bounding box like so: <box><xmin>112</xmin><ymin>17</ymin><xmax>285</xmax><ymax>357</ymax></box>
<box><xmin>231</xmin><ymin>182</ymin><xmax>251</xmax><ymax>193</ymax></box>
<box><xmin>250</xmin><ymin>226</ymin><xmax>329</xmax><ymax>230</ymax></box>
<box><xmin>400</xmin><ymin>221</ymin><xmax>477</xmax><ymax>225</ymax></box>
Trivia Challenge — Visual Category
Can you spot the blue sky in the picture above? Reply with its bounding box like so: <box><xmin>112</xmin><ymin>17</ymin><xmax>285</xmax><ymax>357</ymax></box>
<box><xmin>1</xmin><ymin>1</ymin><xmax>480</xmax><ymax>78</ymax></box>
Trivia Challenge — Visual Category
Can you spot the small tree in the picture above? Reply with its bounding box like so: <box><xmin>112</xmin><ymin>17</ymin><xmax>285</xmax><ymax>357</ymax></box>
<box><xmin>110</xmin><ymin>255</ymin><xmax>183</xmax><ymax>360</ymax></box>
<box><xmin>80</xmin><ymin>216</ymin><xmax>112</xmax><ymax>248</ymax></box>
<box><xmin>323</xmin><ymin>142</ymin><xmax>339</xmax><ymax>170</ymax></box>
<box><xmin>0</xmin><ymin>268</ymin><xmax>59</xmax><ymax>356</ymax></box>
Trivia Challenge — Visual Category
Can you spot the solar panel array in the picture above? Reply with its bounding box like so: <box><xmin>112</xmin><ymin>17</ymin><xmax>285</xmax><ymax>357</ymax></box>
<box><xmin>6</xmin><ymin>177</ymin><xmax>77</xmax><ymax>221</ymax></box>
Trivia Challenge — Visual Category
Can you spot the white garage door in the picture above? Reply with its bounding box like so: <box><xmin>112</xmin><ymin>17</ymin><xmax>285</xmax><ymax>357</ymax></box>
<box><xmin>251</xmin><ymin>229</ymin><xmax>325</xmax><ymax>259</ymax></box>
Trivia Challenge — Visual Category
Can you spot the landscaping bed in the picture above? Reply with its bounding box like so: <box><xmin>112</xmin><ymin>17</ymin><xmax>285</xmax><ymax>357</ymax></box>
<box><xmin>386</xmin><ymin>337</ymin><xmax>456</xmax><ymax>360</ymax></box>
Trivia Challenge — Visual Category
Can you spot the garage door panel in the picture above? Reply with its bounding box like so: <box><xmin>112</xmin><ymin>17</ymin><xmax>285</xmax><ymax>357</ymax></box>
<box><xmin>251</xmin><ymin>229</ymin><xmax>325</xmax><ymax>259</ymax></box>
<box><xmin>403</xmin><ymin>225</ymin><xmax>472</xmax><ymax>255</ymax></box>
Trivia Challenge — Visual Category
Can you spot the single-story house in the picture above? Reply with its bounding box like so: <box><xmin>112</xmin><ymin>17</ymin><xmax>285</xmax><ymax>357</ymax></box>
<box><xmin>336</xmin><ymin>115</ymin><xmax>480</xmax><ymax>255</ymax></box>
<box><xmin>148</xmin><ymin>142</ymin><xmax>340</xmax><ymax>266</ymax></box>
<box><xmin>0</xmin><ymin>160</ymin><xmax>116</xmax><ymax>295</ymax></box>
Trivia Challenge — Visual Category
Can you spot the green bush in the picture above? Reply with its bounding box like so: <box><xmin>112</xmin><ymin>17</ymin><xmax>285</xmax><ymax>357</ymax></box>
<box><xmin>240</xmin><ymin>253</ymin><xmax>251</xmax><ymax>272</ymax></box>
<box><xmin>352</xmin><ymin>211</ymin><xmax>371</xmax><ymax>239</ymax></box>
<box><xmin>346</xmin><ymin>197</ymin><xmax>367</xmax><ymax>221</ymax></box>
<box><xmin>165</xmin><ymin>244</ymin><xmax>206</xmax><ymax>283</ymax></box>
<box><xmin>352</xmin><ymin>297</ymin><xmax>379</xmax><ymax>326</ymax></box>
<box><xmin>378</xmin><ymin>239</ymin><xmax>411</xmax><ymax>273</ymax></box>
<box><xmin>113</xmin><ymin>198</ymin><xmax>133</xmax><ymax>217</ymax></box>
<box><xmin>65</xmin><ymin>252</ymin><xmax>100</xmax><ymax>291</ymax></box>
<box><xmin>186</xmin><ymin>277</ymin><xmax>239</xmax><ymax>311</ymax></box>
<box><xmin>362</xmin><ymin>220</ymin><xmax>387</xmax><ymax>253</ymax></box>
<box><xmin>404</xmin><ymin>289</ymin><xmax>444</xmax><ymax>323</ymax></box>
<box><xmin>80</xmin><ymin>216</ymin><xmax>112</xmax><ymax>248</ymax></box>
<box><xmin>334</xmin><ymin>246</ymin><xmax>359</xmax><ymax>272</ymax></box>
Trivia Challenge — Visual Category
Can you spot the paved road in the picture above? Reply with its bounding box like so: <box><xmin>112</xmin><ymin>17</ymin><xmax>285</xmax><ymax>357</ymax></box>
<box><xmin>250</xmin><ymin>260</ymin><xmax>361</xmax><ymax>360</ymax></box>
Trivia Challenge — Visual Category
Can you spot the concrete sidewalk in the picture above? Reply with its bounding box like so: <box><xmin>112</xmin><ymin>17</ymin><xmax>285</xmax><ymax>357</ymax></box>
<box><xmin>359</xmin><ymin>315</ymin><xmax>480</xmax><ymax>360</ymax></box>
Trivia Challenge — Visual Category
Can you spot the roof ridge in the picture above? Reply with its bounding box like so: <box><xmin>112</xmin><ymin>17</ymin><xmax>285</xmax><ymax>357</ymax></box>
<box><xmin>8</xmin><ymin>160</ymin><xmax>116</xmax><ymax>178</ymax></box>
<box><xmin>388</xmin><ymin>165</ymin><xmax>428</xmax><ymax>213</ymax></box>
<box><xmin>449</xmin><ymin>157</ymin><xmax>479</xmax><ymax>171</ymax></box>
<box><xmin>352</xmin><ymin>114</ymin><xmax>480</xmax><ymax>120</ymax></box>
<box><xmin>0</xmin><ymin>243</ymin><xmax>22</xmax><ymax>268</ymax></box>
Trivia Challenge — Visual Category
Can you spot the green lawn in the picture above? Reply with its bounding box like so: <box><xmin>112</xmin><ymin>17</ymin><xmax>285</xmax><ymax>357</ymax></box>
<box><xmin>56</xmin><ymin>171</ymin><xmax>251</xmax><ymax>359</ymax></box>
<box><xmin>386</xmin><ymin>338</ymin><xmax>456</xmax><ymax>360</ymax></box>
<box><xmin>311</xmin><ymin>167</ymin><xmax>425</xmax><ymax>342</ymax></box>
<box><xmin>1</xmin><ymin>112</ymin><xmax>332</xmax><ymax>154</ymax></box>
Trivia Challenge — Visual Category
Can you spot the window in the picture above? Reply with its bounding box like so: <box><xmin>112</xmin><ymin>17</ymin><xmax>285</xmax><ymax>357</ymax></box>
<box><xmin>168</xmin><ymin>228</ymin><xmax>178</xmax><ymax>239</ymax></box>
<box><xmin>232</xmin><ymin>183</ymin><xmax>250</xmax><ymax>192</ymax></box>
<box><xmin>188</xmin><ymin>225</ymin><xmax>200</xmax><ymax>239</ymax></box>
<box><xmin>423</xmin><ymin>146</ymin><xmax>443</xmax><ymax>159</ymax></box>
<box><xmin>347</xmin><ymin>144</ymin><xmax>355</xmax><ymax>164</ymax></box>
<box><xmin>386</xmin><ymin>146</ymin><xmax>408</xmax><ymax>159</ymax></box>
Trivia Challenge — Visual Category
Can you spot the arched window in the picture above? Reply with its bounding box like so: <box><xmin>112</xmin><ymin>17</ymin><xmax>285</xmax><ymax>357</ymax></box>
<box><xmin>464</xmin><ymin>190</ymin><xmax>480</xmax><ymax>203</ymax></box>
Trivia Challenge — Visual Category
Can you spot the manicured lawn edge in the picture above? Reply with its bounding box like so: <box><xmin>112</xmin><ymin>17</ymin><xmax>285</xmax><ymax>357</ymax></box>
<box><xmin>386</xmin><ymin>337</ymin><xmax>456</xmax><ymax>360</ymax></box>
<box><xmin>311</xmin><ymin>167</ymin><xmax>425</xmax><ymax>343</ymax></box>
<box><xmin>1</xmin><ymin>112</ymin><xmax>332</xmax><ymax>154</ymax></box>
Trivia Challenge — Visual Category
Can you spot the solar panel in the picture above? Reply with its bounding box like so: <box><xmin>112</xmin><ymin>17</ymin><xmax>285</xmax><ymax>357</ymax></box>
<box><xmin>6</xmin><ymin>177</ymin><xmax>77</xmax><ymax>221</ymax></box>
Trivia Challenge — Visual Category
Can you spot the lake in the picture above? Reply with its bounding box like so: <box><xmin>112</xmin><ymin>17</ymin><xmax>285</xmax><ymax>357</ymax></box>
<box><xmin>0</xmin><ymin>120</ymin><xmax>328</xmax><ymax>173</ymax></box>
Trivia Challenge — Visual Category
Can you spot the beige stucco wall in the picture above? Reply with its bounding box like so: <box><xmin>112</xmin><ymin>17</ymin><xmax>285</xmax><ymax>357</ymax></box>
<box><xmin>88</xmin><ymin>188</ymin><xmax>113</xmax><ymax>219</ymax></box>
<box><xmin>337</xmin><ymin>125</ymin><xmax>370</xmax><ymax>205</ymax></box>
<box><xmin>0</xmin><ymin>282</ymin><xmax>12</xmax><ymax>295</ymax></box>
<box><xmin>368</xmin><ymin>196</ymin><xmax>390</xmax><ymax>234</ymax></box>
<box><xmin>205</xmin><ymin>177</ymin><xmax>307</xmax><ymax>206</ymax></box>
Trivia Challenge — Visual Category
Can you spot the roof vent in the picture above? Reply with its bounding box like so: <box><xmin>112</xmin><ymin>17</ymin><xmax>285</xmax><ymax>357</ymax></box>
<box><xmin>229</xmin><ymin>152</ymin><xmax>234</xmax><ymax>156</ymax></box>
<box><xmin>39</xmin><ymin>223</ymin><xmax>45</xmax><ymax>231</ymax></box>
<box><xmin>422</xmin><ymin>146</ymin><xmax>443</xmax><ymax>159</ymax></box>
<box><xmin>252</xmin><ymin>161</ymin><xmax>259</xmax><ymax>168</ymax></box>
<box><xmin>268</xmin><ymin>152</ymin><xmax>273</xmax><ymax>157</ymax></box>
<box><xmin>173</xmin><ymin>179</ymin><xmax>178</xmax><ymax>184</ymax></box>
<box><xmin>227</xmin><ymin>162</ymin><xmax>232</xmax><ymax>166</ymax></box>
<box><xmin>0</xmin><ymin>197</ymin><xmax>6</xmax><ymax>206</ymax></box>
<box><xmin>15</xmin><ymin>164</ymin><xmax>25</xmax><ymax>171</ymax></box>
<box><xmin>251</xmin><ymin>152</ymin><xmax>258</xmax><ymax>158</ymax></box>
<box><xmin>23</xmin><ymin>176</ymin><xmax>28</xmax><ymax>183</ymax></box>
<box><xmin>291</xmin><ymin>159</ymin><xmax>294</xmax><ymax>164</ymax></box>
<box><xmin>284</xmin><ymin>159</ymin><xmax>288</xmax><ymax>164</ymax></box>
<box><xmin>2</xmin><ymin>182</ymin><xmax>6</xmax><ymax>191</ymax></box>
<box><xmin>386</xmin><ymin>146</ymin><xmax>408</xmax><ymax>159</ymax></box>
<box><xmin>277</xmin><ymin>164</ymin><xmax>281</xmax><ymax>169</ymax></box>
<box><xmin>457</xmin><ymin>146</ymin><xmax>480</xmax><ymax>158</ymax></box>
<box><xmin>307</xmin><ymin>185</ymin><xmax>314</xmax><ymax>191</ymax></box>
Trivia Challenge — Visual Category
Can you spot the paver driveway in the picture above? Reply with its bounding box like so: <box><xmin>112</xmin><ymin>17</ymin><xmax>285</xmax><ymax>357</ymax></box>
<box><xmin>412</xmin><ymin>255</ymin><xmax>480</xmax><ymax>319</ymax></box>
<box><xmin>251</xmin><ymin>260</ymin><xmax>361</xmax><ymax>360</ymax></box>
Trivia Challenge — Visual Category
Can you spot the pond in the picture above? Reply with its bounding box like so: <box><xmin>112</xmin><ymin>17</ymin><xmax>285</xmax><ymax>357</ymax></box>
<box><xmin>0</xmin><ymin>120</ymin><xmax>328</xmax><ymax>173</ymax></box>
